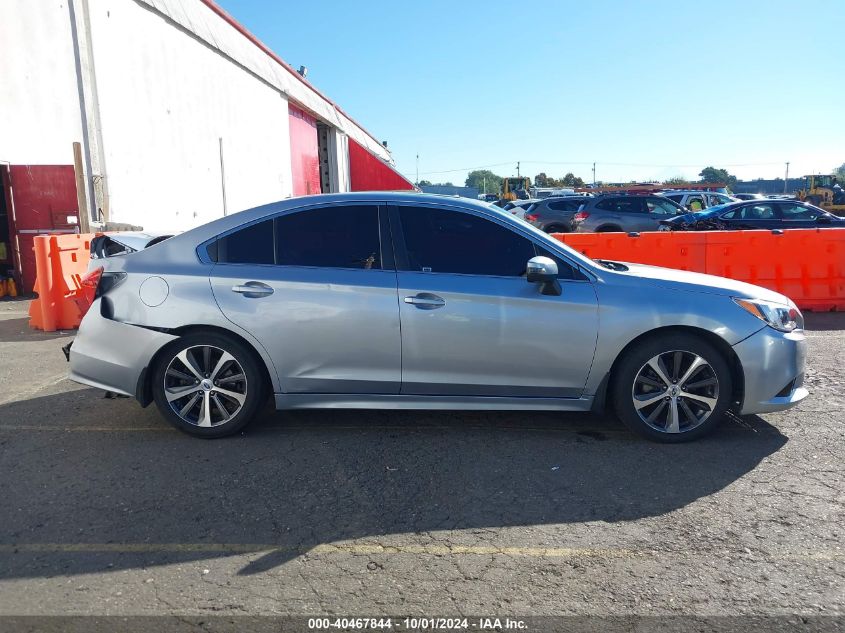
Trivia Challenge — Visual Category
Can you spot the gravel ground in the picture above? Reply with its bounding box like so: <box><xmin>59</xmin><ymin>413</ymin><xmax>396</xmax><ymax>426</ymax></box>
<box><xmin>0</xmin><ymin>300</ymin><xmax>842</xmax><ymax>628</ymax></box>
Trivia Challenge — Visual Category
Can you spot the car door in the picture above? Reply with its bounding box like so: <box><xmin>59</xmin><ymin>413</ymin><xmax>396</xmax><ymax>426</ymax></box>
<box><xmin>614</xmin><ymin>197</ymin><xmax>652</xmax><ymax>232</ymax></box>
<box><xmin>391</xmin><ymin>203</ymin><xmax>599</xmax><ymax>398</ymax></box>
<box><xmin>209</xmin><ymin>203</ymin><xmax>401</xmax><ymax>394</ymax></box>
<box><xmin>777</xmin><ymin>202</ymin><xmax>824</xmax><ymax>228</ymax></box>
<box><xmin>724</xmin><ymin>202</ymin><xmax>780</xmax><ymax>230</ymax></box>
<box><xmin>643</xmin><ymin>197</ymin><xmax>683</xmax><ymax>231</ymax></box>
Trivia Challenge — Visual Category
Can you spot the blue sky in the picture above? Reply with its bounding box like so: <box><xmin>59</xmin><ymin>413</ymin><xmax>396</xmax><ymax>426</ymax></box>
<box><xmin>217</xmin><ymin>0</ymin><xmax>845</xmax><ymax>186</ymax></box>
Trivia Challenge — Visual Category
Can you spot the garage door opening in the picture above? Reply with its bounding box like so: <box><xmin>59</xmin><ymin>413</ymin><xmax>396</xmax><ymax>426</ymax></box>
<box><xmin>317</xmin><ymin>122</ymin><xmax>331</xmax><ymax>194</ymax></box>
<box><xmin>0</xmin><ymin>167</ymin><xmax>14</xmax><ymax>283</ymax></box>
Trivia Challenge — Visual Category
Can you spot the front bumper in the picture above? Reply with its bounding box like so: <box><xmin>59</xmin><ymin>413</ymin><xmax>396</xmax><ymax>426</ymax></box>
<box><xmin>68</xmin><ymin>299</ymin><xmax>177</xmax><ymax>397</ymax></box>
<box><xmin>733</xmin><ymin>326</ymin><xmax>808</xmax><ymax>415</ymax></box>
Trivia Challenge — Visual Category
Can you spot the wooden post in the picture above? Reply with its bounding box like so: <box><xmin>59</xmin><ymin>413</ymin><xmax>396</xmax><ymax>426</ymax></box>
<box><xmin>72</xmin><ymin>142</ymin><xmax>91</xmax><ymax>233</ymax></box>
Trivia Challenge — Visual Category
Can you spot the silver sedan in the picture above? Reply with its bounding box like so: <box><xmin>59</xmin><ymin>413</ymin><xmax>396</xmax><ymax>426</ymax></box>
<box><xmin>68</xmin><ymin>193</ymin><xmax>808</xmax><ymax>442</ymax></box>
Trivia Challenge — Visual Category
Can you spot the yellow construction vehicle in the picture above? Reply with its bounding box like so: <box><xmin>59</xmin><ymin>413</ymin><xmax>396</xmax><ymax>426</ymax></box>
<box><xmin>796</xmin><ymin>175</ymin><xmax>845</xmax><ymax>215</ymax></box>
<box><xmin>501</xmin><ymin>177</ymin><xmax>531</xmax><ymax>201</ymax></box>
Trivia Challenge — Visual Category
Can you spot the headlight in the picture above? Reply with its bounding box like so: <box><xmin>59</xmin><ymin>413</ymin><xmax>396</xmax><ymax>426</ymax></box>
<box><xmin>733</xmin><ymin>297</ymin><xmax>803</xmax><ymax>332</ymax></box>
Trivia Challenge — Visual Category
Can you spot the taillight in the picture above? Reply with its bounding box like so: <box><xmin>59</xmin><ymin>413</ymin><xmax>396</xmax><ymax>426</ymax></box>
<box><xmin>574</xmin><ymin>211</ymin><xmax>590</xmax><ymax>222</ymax></box>
<box><xmin>525</xmin><ymin>213</ymin><xmax>539</xmax><ymax>222</ymax></box>
<box><xmin>71</xmin><ymin>267</ymin><xmax>102</xmax><ymax>315</ymax></box>
<box><xmin>71</xmin><ymin>267</ymin><xmax>125</xmax><ymax>316</ymax></box>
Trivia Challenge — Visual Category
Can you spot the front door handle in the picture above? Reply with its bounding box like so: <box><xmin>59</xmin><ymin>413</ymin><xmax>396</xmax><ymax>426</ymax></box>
<box><xmin>404</xmin><ymin>293</ymin><xmax>446</xmax><ymax>310</ymax></box>
<box><xmin>232</xmin><ymin>281</ymin><xmax>274</xmax><ymax>298</ymax></box>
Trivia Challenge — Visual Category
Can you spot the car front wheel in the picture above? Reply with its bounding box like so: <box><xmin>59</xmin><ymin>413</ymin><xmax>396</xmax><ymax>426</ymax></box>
<box><xmin>151</xmin><ymin>332</ymin><xmax>266</xmax><ymax>438</ymax></box>
<box><xmin>611</xmin><ymin>333</ymin><xmax>732</xmax><ymax>442</ymax></box>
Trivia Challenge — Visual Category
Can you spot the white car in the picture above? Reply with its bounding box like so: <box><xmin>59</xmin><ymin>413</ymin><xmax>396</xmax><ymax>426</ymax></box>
<box><xmin>657</xmin><ymin>191</ymin><xmax>738</xmax><ymax>211</ymax></box>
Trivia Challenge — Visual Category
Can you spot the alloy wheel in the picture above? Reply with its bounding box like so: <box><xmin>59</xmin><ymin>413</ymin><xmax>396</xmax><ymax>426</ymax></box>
<box><xmin>631</xmin><ymin>350</ymin><xmax>719</xmax><ymax>434</ymax></box>
<box><xmin>163</xmin><ymin>345</ymin><xmax>248</xmax><ymax>427</ymax></box>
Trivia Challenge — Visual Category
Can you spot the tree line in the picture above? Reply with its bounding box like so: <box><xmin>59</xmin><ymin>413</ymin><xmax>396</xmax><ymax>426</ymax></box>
<box><xmin>418</xmin><ymin>164</ymin><xmax>845</xmax><ymax>195</ymax></box>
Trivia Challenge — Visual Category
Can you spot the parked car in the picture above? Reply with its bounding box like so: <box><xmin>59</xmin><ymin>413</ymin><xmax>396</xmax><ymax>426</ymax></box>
<box><xmin>657</xmin><ymin>190</ymin><xmax>737</xmax><ymax>211</ymax></box>
<box><xmin>571</xmin><ymin>195</ymin><xmax>686</xmax><ymax>233</ymax></box>
<box><xmin>502</xmin><ymin>198</ymin><xmax>540</xmax><ymax>218</ymax></box>
<box><xmin>68</xmin><ymin>192</ymin><xmax>807</xmax><ymax>443</ymax></box>
<box><xmin>523</xmin><ymin>196</ymin><xmax>591</xmax><ymax>233</ymax></box>
<box><xmin>659</xmin><ymin>200</ymin><xmax>845</xmax><ymax>231</ymax></box>
<box><xmin>733</xmin><ymin>193</ymin><xmax>766</xmax><ymax>201</ymax></box>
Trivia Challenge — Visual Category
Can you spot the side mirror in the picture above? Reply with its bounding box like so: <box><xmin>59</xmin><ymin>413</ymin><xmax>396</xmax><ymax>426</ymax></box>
<box><xmin>526</xmin><ymin>256</ymin><xmax>561</xmax><ymax>296</ymax></box>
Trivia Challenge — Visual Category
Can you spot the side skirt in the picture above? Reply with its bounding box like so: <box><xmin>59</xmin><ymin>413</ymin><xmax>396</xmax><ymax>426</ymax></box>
<box><xmin>274</xmin><ymin>393</ymin><xmax>595</xmax><ymax>411</ymax></box>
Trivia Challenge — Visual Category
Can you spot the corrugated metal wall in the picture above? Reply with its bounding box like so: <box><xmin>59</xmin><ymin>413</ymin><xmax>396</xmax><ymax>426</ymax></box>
<box><xmin>288</xmin><ymin>105</ymin><xmax>321</xmax><ymax>197</ymax></box>
<box><xmin>7</xmin><ymin>166</ymin><xmax>80</xmax><ymax>292</ymax></box>
<box><xmin>349</xmin><ymin>139</ymin><xmax>414</xmax><ymax>192</ymax></box>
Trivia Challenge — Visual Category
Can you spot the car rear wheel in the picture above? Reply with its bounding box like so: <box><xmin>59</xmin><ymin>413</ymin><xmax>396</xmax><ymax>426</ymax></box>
<box><xmin>152</xmin><ymin>332</ymin><xmax>266</xmax><ymax>438</ymax></box>
<box><xmin>611</xmin><ymin>333</ymin><xmax>732</xmax><ymax>442</ymax></box>
<box><xmin>544</xmin><ymin>224</ymin><xmax>568</xmax><ymax>234</ymax></box>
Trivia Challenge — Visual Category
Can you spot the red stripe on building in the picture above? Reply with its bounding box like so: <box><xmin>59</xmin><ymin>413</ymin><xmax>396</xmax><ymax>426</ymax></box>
<box><xmin>288</xmin><ymin>104</ymin><xmax>321</xmax><ymax>197</ymax></box>
<box><xmin>348</xmin><ymin>139</ymin><xmax>415</xmax><ymax>192</ymax></box>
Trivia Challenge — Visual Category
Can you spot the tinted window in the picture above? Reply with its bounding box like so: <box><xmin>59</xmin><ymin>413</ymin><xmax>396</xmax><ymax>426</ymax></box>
<box><xmin>645</xmin><ymin>198</ymin><xmax>680</xmax><ymax>215</ymax></box>
<box><xmin>548</xmin><ymin>200</ymin><xmax>582</xmax><ymax>212</ymax></box>
<box><xmin>275</xmin><ymin>205</ymin><xmax>381</xmax><ymax>269</ymax></box>
<box><xmin>780</xmin><ymin>204</ymin><xmax>819</xmax><ymax>221</ymax></box>
<box><xmin>217</xmin><ymin>219</ymin><xmax>275</xmax><ymax>265</ymax></box>
<box><xmin>721</xmin><ymin>204</ymin><xmax>776</xmax><ymax>220</ymax></box>
<box><xmin>535</xmin><ymin>246</ymin><xmax>583</xmax><ymax>281</ymax></box>
<box><xmin>666</xmin><ymin>195</ymin><xmax>683</xmax><ymax>203</ymax></box>
<box><xmin>595</xmin><ymin>198</ymin><xmax>643</xmax><ymax>213</ymax></box>
<box><xmin>399</xmin><ymin>206</ymin><xmax>534</xmax><ymax>276</ymax></box>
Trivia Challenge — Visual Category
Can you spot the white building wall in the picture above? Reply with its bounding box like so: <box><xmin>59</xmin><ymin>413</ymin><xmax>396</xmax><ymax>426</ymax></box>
<box><xmin>87</xmin><ymin>0</ymin><xmax>293</xmax><ymax>232</ymax></box>
<box><xmin>0</xmin><ymin>1</ymin><xmax>83</xmax><ymax>164</ymax></box>
<box><xmin>1</xmin><ymin>0</ymin><xmax>398</xmax><ymax>233</ymax></box>
<box><xmin>136</xmin><ymin>0</ymin><xmax>393</xmax><ymax>165</ymax></box>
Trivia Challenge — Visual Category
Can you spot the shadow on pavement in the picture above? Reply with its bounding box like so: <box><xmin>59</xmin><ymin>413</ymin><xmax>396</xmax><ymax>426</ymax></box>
<box><xmin>0</xmin><ymin>317</ymin><xmax>74</xmax><ymax>343</ymax></box>
<box><xmin>803</xmin><ymin>311</ymin><xmax>845</xmax><ymax>332</ymax></box>
<box><xmin>0</xmin><ymin>388</ymin><xmax>787</xmax><ymax>579</ymax></box>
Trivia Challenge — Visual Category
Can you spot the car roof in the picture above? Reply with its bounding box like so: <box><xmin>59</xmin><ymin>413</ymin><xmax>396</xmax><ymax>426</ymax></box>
<box><xmin>124</xmin><ymin>192</ymin><xmax>534</xmax><ymax>264</ymax></box>
<box><xmin>693</xmin><ymin>199</ymin><xmax>813</xmax><ymax>215</ymax></box>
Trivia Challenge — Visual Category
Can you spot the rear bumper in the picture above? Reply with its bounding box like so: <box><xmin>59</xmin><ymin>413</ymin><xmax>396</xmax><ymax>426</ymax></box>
<box><xmin>733</xmin><ymin>326</ymin><xmax>808</xmax><ymax>415</ymax></box>
<box><xmin>68</xmin><ymin>299</ymin><xmax>177</xmax><ymax>397</ymax></box>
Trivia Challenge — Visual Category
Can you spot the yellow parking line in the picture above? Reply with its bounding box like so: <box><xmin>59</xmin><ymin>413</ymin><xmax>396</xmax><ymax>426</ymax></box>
<box><xmin>0</xmin><ymin>543</ymin><xmax>841</xmax><ymax>561</ymax></box>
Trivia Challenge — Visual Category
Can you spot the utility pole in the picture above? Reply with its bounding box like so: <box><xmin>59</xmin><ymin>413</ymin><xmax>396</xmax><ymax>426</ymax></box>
<box><xmin>219</xmin><ymin>137</ymin><xmax>228</xmax><ymax>216</ymax></box>
<box><xmin>592</xmin><ymin>162</ymin><xmax>596</xmax><ymax>186</ymax></box>
<box><xmin>516</xmin><ymin>161</ymin><xmax>520</xmax><ymax>178</ymax></box>
<box><xmin>416</xmin><ymin>154</ymin><xmax>419</xmax><ymax>185</ymax></box>
<box><xmin>784</xmin><ymin>162</ymin><xmax>790</xmax><ymax>193</ymax></box>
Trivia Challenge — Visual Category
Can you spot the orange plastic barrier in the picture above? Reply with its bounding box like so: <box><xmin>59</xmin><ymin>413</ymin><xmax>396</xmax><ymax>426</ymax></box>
<box><xmin>553</xmin><ymin>228</ymin><xmax>845</xmax><ymax>311</ymax></box>
<box><xmin>29</xmin><ymin>233</ymin><xmax>98</xmax><ymax>331</ymax></box>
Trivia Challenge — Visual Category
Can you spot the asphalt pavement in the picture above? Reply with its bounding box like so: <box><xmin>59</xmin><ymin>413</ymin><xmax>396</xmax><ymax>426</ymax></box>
<box><xmin>0</xmin><ymin>299</ymin><xmax>843</xmax><ymax>627</ymax></box>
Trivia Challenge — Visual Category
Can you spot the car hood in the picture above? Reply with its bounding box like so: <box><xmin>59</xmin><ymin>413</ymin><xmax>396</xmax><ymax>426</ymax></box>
<box><xmin>660</xmin><ymin>211</ymin><xmax>715</xmax><ymax>225</ymax></box>
<box><xmin>611</xmin><ymin>262</ymin><xmax>792</xmax><ymax>304</ymax></box>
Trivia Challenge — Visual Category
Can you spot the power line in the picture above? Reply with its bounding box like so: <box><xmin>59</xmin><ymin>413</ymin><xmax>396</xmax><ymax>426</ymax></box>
<box><xmin>403</xmin><ymin>159</ymin><xmax>788</xmax><ymax>178</ymax></box>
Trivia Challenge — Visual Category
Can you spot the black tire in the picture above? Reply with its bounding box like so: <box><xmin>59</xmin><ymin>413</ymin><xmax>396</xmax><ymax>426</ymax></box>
<box><xmin>544</xmin><ymin>224</ymin><xmax>568</xmax><ymax>234</ymax></box>
<box><xmin>151</xmin><ymin>331</ymin><xmax>267</xmax><ymax>438</ymax></box>
<box><xmin>610</xmin><ymin>333</ymin><xmax>732</xmax><ymax>443</ymax></box>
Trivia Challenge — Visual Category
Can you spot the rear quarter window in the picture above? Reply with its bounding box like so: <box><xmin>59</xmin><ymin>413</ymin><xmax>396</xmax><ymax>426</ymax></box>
<box><xmin>215</xmin><ymin>219</ymin><xmax>275</xmax><ymax>265</ymax></box>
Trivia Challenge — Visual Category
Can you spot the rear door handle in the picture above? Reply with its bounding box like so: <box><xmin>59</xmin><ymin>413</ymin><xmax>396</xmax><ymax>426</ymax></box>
<box><xmin>232</xmin><ymin>281</ymin><xmax>274</xmax><ymax>298</ymax></box>
<box><xmin>404</xmin><ymin>293</ymin><xmax>445</xmax><ymax>309</ymax></box>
